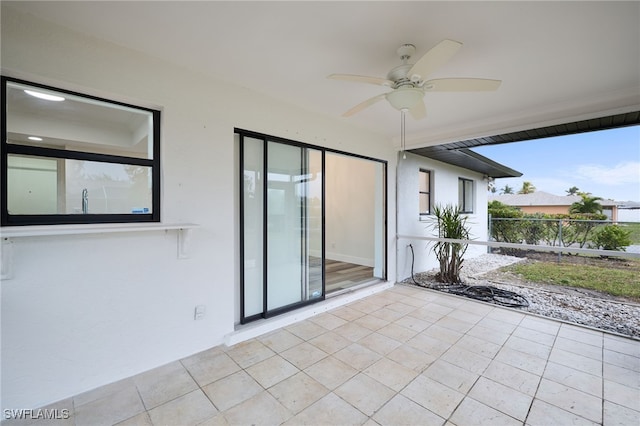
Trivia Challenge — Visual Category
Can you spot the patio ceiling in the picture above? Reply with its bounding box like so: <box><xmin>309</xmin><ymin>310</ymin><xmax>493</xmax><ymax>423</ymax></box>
<box><xmin>3</xmin><ymin>1</ymin><xmax>639</xmax><ymax>150</ymax></box>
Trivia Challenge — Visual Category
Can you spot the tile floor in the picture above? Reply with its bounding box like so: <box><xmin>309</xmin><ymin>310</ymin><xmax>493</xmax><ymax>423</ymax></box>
<box><xmin>10</xmin><ymin>284</ymin><xmax>640</xmax><ymax>426</ymax></box>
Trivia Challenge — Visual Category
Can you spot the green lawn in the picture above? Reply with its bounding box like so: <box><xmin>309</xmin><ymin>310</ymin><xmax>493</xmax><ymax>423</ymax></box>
<box><xmin>505</xmin><ymin>259</ymin><xmax>640</xmax><ymax>301</ymax></box>
<box><xmin>622</xmin><ymin>222</ymin><xmax>640</xmax><ymax>244</ymax></box>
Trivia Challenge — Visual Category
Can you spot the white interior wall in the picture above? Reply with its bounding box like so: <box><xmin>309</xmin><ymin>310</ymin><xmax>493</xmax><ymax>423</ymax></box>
<box><xmin>7</xmin><ymin>156</ymin><xmax>58</xmax><ymax>213</ymax></box>
<box><xmin>396</xmin><ymin>152</ymin><xmax>488</xmax><ymax>282</ymax></box>
<box><xmin>325</xmin><ymin>154</ymin><xmax>377</xmax><ymax>266</ymax></box>
<box><xmin>0</xmin><ymin>7</ymin><xmax>396</xmax><ymax>410</ymax></box>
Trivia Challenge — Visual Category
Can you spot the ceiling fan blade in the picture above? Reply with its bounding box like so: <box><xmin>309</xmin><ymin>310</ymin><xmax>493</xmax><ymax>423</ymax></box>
<box><xmin>343</xmin><ymin>93</ymin><xmax>386</xmax><ymax>117</ymax></box>
<box><xmin>408</xmin><ymin>39</ymin><xmax>463</xmax><ymax>81</ymax></box>
<box><xmin>409</xmin><ymin>101</ymin><xmax>427</xmax><ymax>120</ymax></box>
<box><xmin>423</xmin><ymin>78</ymin><xmax>502</xmax><ymax>91</ymax></box>
<box><xmin>328</xmin><ymin>74</ymin><xmax>393</xmax><ymax>87</ymax></box>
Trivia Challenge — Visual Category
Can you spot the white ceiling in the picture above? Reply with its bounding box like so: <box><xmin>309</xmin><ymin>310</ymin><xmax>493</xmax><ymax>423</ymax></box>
<box><xmin>5</xmin><ymin>1</ymin><xmax>640</xmax><ymax>148</ymax></box>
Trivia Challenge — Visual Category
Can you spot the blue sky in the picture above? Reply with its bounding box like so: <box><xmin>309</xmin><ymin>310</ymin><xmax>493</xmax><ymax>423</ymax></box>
<box><xmin>473</xmin><ymin>125</ymin><xmax>640</xmax><ymax>202</ymax></box>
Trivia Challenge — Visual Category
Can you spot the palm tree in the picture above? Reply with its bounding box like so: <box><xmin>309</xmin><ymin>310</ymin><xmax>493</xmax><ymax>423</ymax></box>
<box><xmin>565</xmin><ymin>186</ymin><xmax>579</xmax><ymax>196</ymax></box>
<box><xmin>500</xmin><ymin>185</ymin><xmax>514</xmax><ymax>194</ymax></box>
<box><xmin>518</xmin><ymin>181</ymin><xmax>536</xmax><ymax>194</ymax></box>
<box><xmin>569</xmin><ymin>195</ymin><xmax>603</xmax><ymax>214</ymax></box>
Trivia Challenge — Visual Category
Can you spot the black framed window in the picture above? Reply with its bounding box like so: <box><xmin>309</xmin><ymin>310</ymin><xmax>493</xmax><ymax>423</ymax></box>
<box><xmin>419</xmin><ymin>169</ymin><xmax>431</xmax><ymax>216</ymax></box>
<box><xmin>458</xmin><ymin>177</ymin><xmax>474</xmax><ymax>213</ymax></box>
<box><xmin>1</xmin><ymin>77</ymin><xmax>160</xmax><ymax>226</ymax></box>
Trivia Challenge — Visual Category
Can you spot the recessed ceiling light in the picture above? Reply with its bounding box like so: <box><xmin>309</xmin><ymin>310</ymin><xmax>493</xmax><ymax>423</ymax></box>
<box><xmin>28</xmin><ymin>136</ymin><xmax>43</xmax><ymax>141</ymax></box>
<box><xmin>24</xmin><ymin>89</ymin><xmax>65</xmax><ymax>102</ymax></box>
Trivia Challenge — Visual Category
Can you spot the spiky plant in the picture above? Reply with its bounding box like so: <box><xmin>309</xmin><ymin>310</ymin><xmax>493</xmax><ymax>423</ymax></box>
<box><xmin>430</xmin><ymin>204</ymin><xmax>471</xmax><ymax>283</ymax></box>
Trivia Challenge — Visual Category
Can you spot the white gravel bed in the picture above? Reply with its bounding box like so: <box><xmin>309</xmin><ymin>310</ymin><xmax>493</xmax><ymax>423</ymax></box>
<box><xmin>459</xmin><ymin>253</ymin><xmax>526</xmax><ymax>279</ymax></box>
<box><xmin>407</xmin><ymin>254</ymin><xmax>640</xmax><ymax>339</ymax></box>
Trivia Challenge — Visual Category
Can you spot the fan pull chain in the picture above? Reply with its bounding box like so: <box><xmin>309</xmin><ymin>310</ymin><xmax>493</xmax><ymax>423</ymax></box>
<box><xmin>401</xmin><ymin>110</ymin><xmax>407</xmax><ymax>159</ymax></box>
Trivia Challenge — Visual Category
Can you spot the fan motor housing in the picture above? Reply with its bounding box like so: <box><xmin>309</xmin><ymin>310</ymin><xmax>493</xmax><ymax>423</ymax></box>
<box><xmin>387</xmin><ymin>64</ymin><xmax>414</xmax><ymax>88</ymax></box>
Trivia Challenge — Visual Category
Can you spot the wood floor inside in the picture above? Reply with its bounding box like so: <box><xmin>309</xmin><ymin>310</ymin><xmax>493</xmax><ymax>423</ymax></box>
<box><xmin>325</xmin><ymin>259</ymin><xmax>376</xmax><ymax>294</ymax></box>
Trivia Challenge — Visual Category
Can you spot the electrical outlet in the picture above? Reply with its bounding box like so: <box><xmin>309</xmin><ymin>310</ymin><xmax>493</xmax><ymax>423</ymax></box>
<box><xmin>194</xmin><ymin>305</ymin><xmax>206</xmax><ymax>320</ymax></box>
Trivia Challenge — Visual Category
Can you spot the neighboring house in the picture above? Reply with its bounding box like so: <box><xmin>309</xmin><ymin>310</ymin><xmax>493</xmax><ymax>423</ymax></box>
<box><xmin>489</xmin><ymin>191</ymin><xmax>619</xmax><ymax>221</ymax></box>
<box><xmin>618</xmin><ymin>201</ymin><xmax>640</xmax><ymax>222</ymax></box>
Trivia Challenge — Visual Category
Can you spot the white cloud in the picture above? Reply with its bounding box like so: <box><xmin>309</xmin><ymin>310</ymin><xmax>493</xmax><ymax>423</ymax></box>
<box><xmin>574</xmin><ymin>161</ymin><xmax>640</xmax><ymax>186</ymax></box>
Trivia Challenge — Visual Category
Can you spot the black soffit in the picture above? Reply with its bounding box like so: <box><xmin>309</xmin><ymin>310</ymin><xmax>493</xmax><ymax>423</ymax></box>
<box><xmin>408</xmin><ymin>111</ymin><xmax>640</xmax><ymax>178</ymax></box>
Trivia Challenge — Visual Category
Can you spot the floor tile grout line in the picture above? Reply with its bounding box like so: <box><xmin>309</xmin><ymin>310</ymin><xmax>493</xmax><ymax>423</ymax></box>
<box><xmin>451</xmin><ymin>302</ymin><xmax>530</xmax><ymax>425</ymax></box>
<box><xmin>600</xmin><ymin>331</ymin><xmax>606</xmax><ymax>426</ymax></box>
<box><xmin>522</xmin><ymin>318</ymin><xmax>562</xmax><ymax>426</ymax></box>
<box><xmin>332</xmin><ymin>295</ymin><xmax>457</xmax><ymax>422</ymax></box>
<box><xmin>411</xmin><ymin>301</ymin><xmax>510</xmax><ymax>425</ymax></box>
<box><xmin>178</xmin><ymin>357</ymin><xmax>221</xmax><ymax>416</ymax></box>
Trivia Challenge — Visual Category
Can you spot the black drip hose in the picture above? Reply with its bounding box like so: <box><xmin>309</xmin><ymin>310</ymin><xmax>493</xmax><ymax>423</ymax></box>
<box><xmin>408</xmin><ymin>243</ymin><xmax>420</xmax><ymax>286</ymax></box>
<box><xmin>408</xmin><ymin>244</ymin><xmax>529</xmax><ymax>308</ymax></box>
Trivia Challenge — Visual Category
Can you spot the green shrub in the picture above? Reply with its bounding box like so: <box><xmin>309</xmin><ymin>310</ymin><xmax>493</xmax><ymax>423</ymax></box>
<box><xmin>488</xmin><ymin>201</ymin><xmax>524</xmax><ymax>254</ymax></box>
<box><xmin>591</xmin><ymin>225</ymin><xmax>632</xmax><ymax>251</ymax></box>
<box><xmin>559</xmin><ymin>213</ymin><xmax>608</xmax><ymax>248</ymax></box>
<box><xmin>488</xmin><ymin>204</ymin><xmax>609</xmax><ymax>251</ymax></box>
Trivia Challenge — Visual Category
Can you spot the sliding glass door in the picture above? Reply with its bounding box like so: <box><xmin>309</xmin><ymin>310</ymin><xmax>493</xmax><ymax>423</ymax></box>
<box><xmin>241</xmin><ymin>135</ymin><xmax>323</xmax><ymax>322</ymax></box>
<box><xmin>266</xmin><ymin>141</ymin><xmax>323</xmax><ymax>311</ymax></box>
<box><xmin>239</xmin><ymin>130</ymin><xmax>385</xmax><ymax>324</ymax></box>
<box><xmin>241</xmin><ymin>136</ymin><xmax>264</xmax><ymax>319</ymax></box>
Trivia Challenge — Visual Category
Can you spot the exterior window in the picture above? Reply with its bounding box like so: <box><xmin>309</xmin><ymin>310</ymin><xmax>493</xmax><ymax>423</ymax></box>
<box><xmin>458</xmin><ymin>178</ymin><xmax>474</xmax><ymax>213</ymax></box>
<box><xmin>1</xmin><ymin>77</ymin><xmax>160</xmax><ymax>226</ymax></box>
<box><xmin>419</xmin><ymin>169</ymin><xmax>431</xmax><ymax>216</ymax></box>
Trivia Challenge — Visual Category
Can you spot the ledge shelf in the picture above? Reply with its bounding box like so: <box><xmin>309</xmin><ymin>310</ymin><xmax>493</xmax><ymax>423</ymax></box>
<box><xmin>0</xmin><ymin>222</ymin><xmax>198</xmax><ymax>238</ymax></box>
<box><xmin>1</xmin><ymin>223</ymin><xmax>199</xmax><ymax>280</ymax></box>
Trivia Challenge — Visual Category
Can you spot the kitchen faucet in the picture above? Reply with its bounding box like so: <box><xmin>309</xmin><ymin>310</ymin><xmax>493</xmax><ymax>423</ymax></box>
<box><xmin>82</xmin><ymin>188</ymin><xmax>88</xmax><ymax>214</ymax></box>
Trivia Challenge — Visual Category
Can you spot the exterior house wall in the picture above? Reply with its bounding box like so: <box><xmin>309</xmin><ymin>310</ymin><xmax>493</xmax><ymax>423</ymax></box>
<box><xmin>519</xmin><ymin>205</ymin><xmax>568</xmax><ymax>215</ymax></box>
<box><xmin>396</xmin><ymin>152</ymin><xmax>488</xmax><ymax>282</ymax></box>
<box><xmin>0</xmin><ymin>8</ymin><xmax>397</xmax><ymax>410</ymax></box>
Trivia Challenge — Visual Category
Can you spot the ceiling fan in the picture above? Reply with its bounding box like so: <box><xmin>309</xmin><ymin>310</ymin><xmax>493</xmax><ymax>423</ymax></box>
<box><xmin>328</xmin><ymin>40</ymin><xmax>501</xmax><ymax>119</ymax></box>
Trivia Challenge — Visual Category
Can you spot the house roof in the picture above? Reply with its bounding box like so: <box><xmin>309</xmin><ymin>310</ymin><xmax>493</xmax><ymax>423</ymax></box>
<box><xmin>619</xmin><ymin>201</ymin><xmax>640</xmax><ymax>209</ymax></box>
<box><xmin>489</xmin><ymin>191</ymin><xmax>619</xmax><ymax>207</ymax></box>
<box><xmin>409</xmin><ymin>146</ymin><xmax>522</xmax><ymax>178</ymax></box>
<box><xmin>425</xmin><ymin>111</ymin><xmax>640</xmax><ymax>151</ymax></box>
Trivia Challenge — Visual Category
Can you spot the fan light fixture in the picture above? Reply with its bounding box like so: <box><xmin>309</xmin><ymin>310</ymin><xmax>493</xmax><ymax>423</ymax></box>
<box><xmin>387</xmin><ymin>88</ymin><xmax>423</xmax><ymax>160</ymax></box>
<box><xmin>385</xmin><ymin>87</ymin><xmax>424</xmax><ymax>112</ymax></box>
<box><xmin>24</xmin><ymin>89</ymin><xmax>65</xmax><ymax>102</ymax></box>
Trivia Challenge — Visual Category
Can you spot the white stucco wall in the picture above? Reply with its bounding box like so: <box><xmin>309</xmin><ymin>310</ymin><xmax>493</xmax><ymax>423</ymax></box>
<box><xmin>396</xmin><ymin>152</ymin><xmax>489</xmax><ymax>282</ymax></box>
<box><xmin>0</xmin><ymin>7</ymin><xmax>397</xmax><ymax>410</ymax></box>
